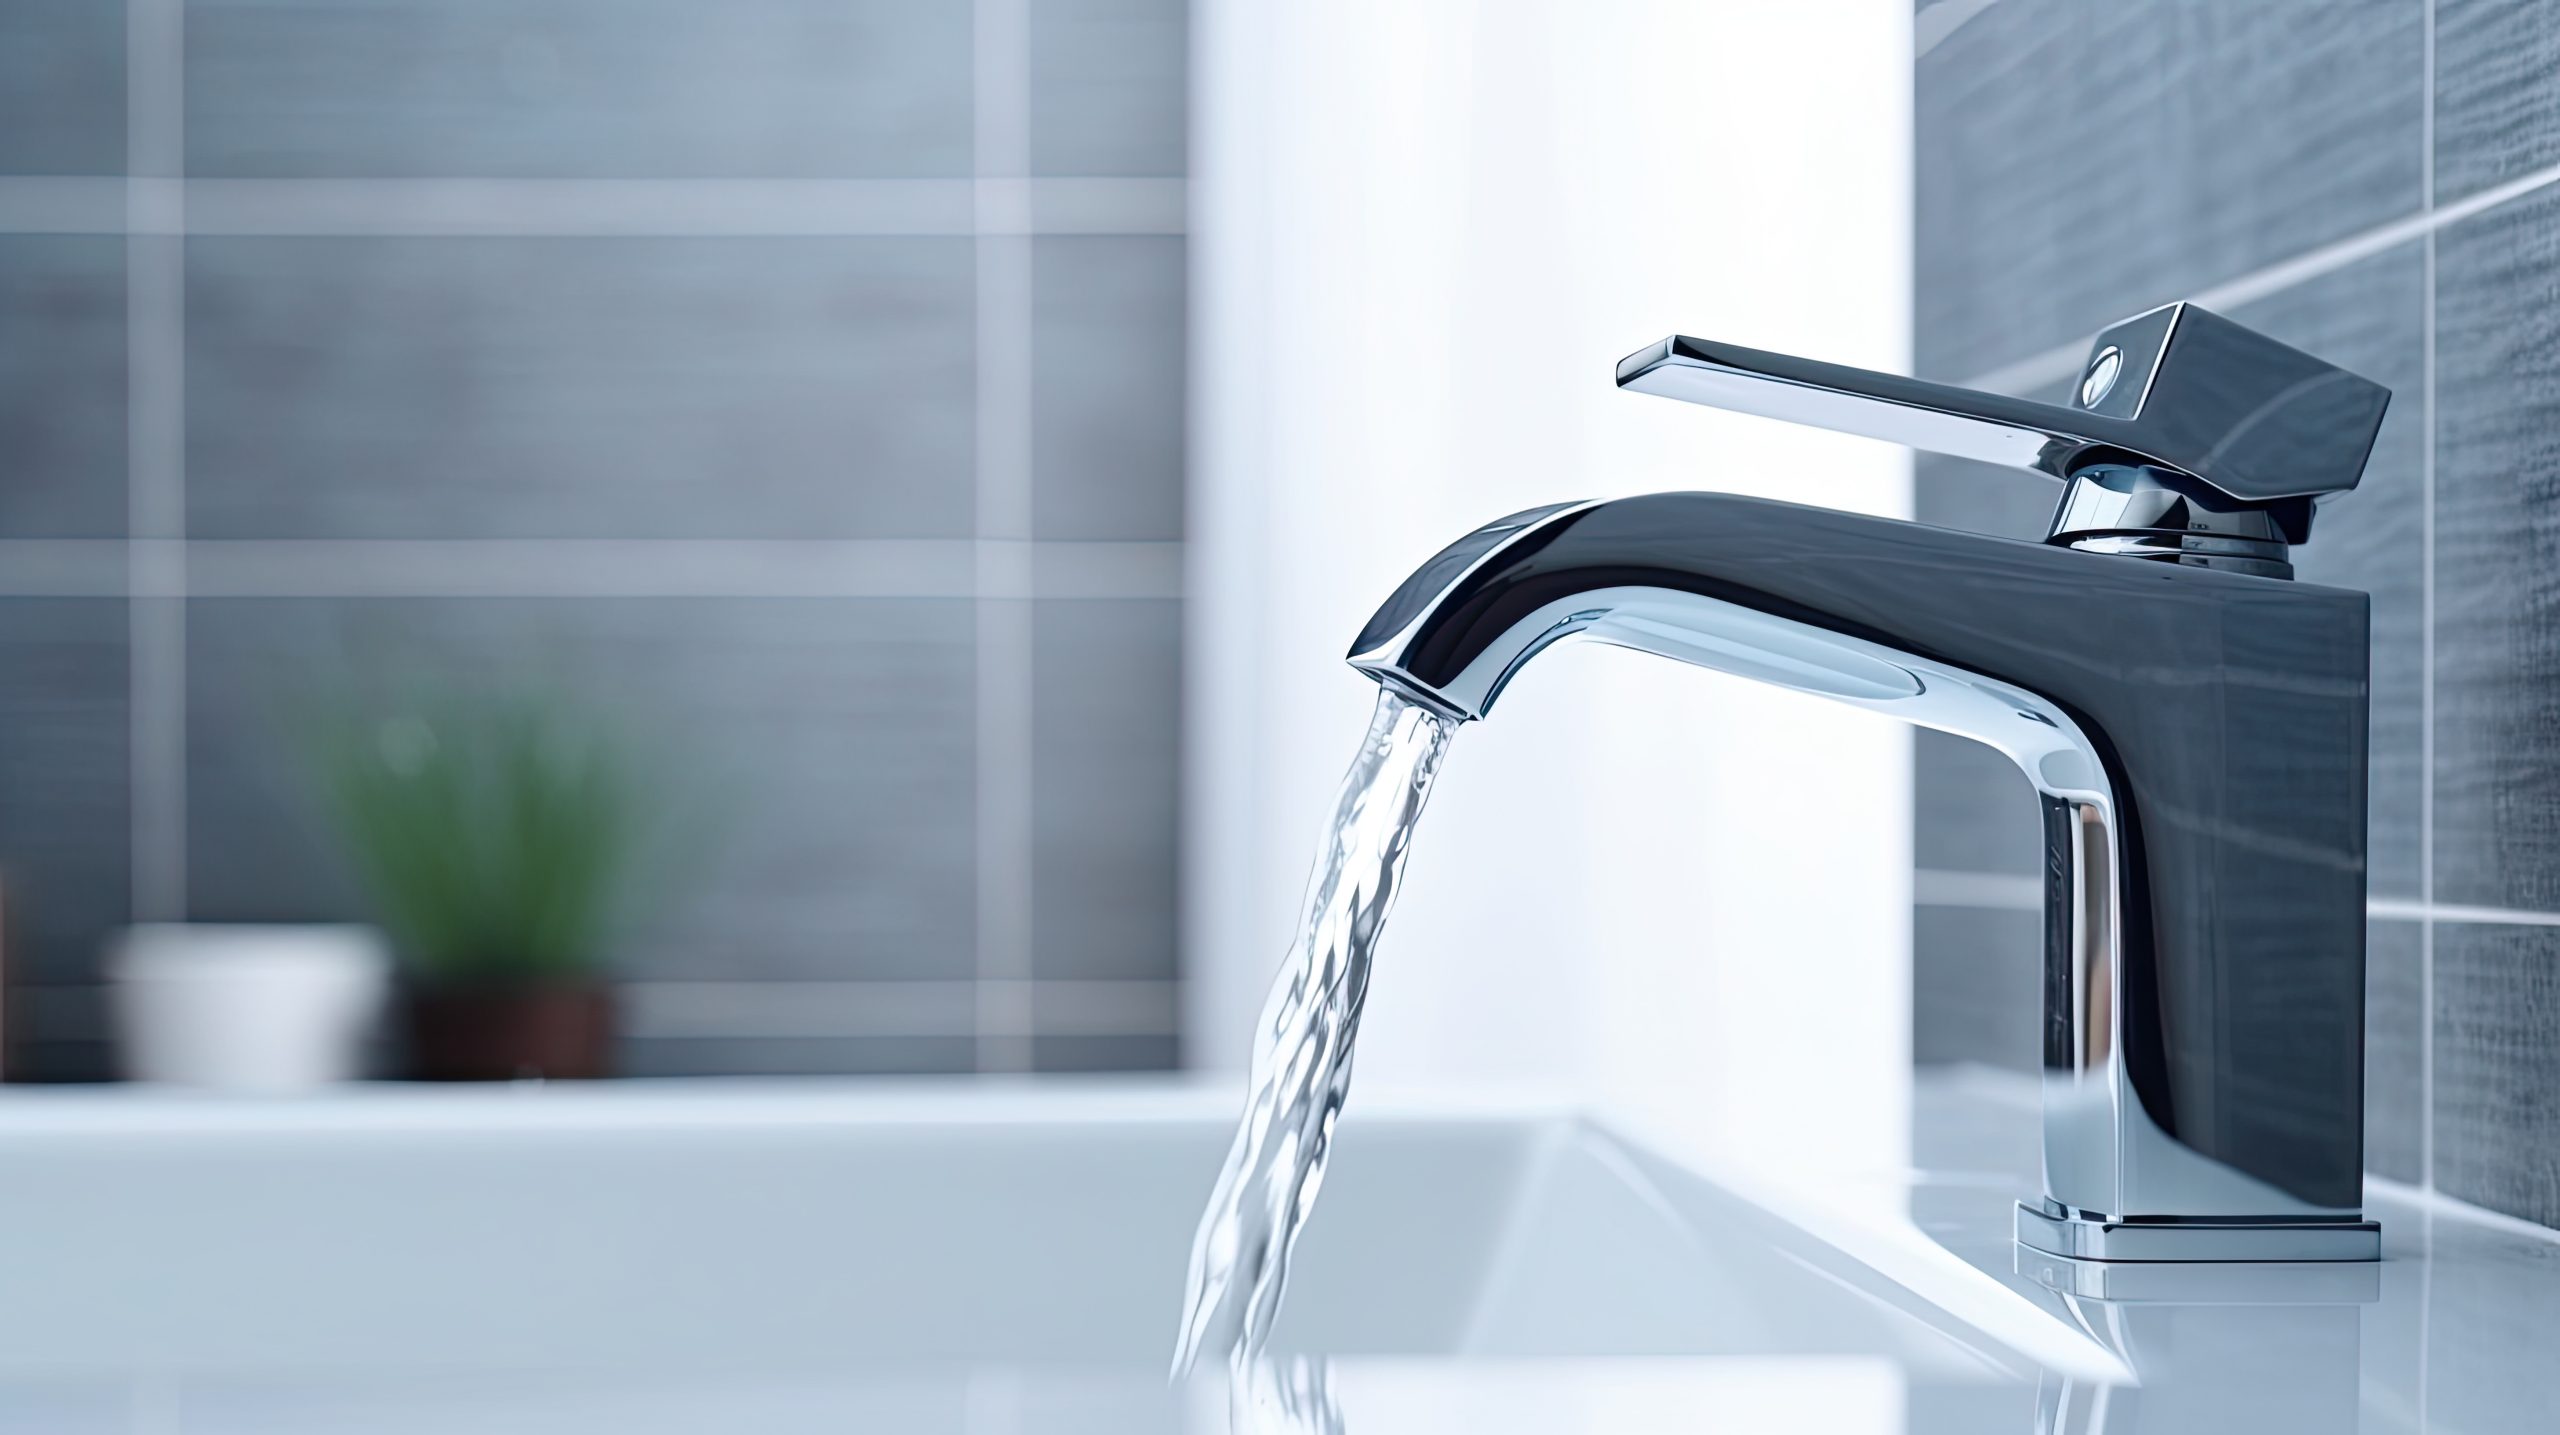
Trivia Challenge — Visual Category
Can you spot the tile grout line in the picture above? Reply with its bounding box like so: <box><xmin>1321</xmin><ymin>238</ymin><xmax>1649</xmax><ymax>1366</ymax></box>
<box><xmin>0</xmin><ymin>176</ymin><xmax>1189</xmax><ymax>238</ymax></box>
<box><xmin>2417</xmin><ymin>3</ymin><xmax>2441</xmax><ymax>1400</ymax></box>
<box><xmin>625</xmin><ymin>978</ymin><xmax>1179</xmax><ymax>1041</ymax></box>
<box><xmin>2375</xmin><ymin>899</ymin><xmax>2560</xmax><ymax>929</ymax></box>
<box><xmin>2365</xmin><ymin>1172</ymin><xmax>2560</xmax><ymax>1247</ymax></box>
<box><xmin>972</xmin><ymin>0</ymin><xmax>1037</xmax><ymax>1074</ymax></box>
<box><xmin>1913</xmin><ymin>870</ymin><xmax>2560</xmax><ymax>928</ymax></box>
<box><xmin>125</xmin><ymin>0</ymin><xmax>187</xmax><ymax>924</ymax></box>
<box><xmin>1955</xmin><ymin>151</ymin><xmax>2560</xmax><ymax>398</ymax></box>
<box><xmin>0</xmin><ymin>538</ymin><xmax>1187</xmax><ymax>600</ymax></box>
<box><xmin>10</xmin><ymin>977</ymin><xmax>1183</xmax><ymax>1045</ymax></box>
<box><xmin>2419</xmin><ymin>0</ymin><xmax>2440</xmax><ymax>1205</ymax></box>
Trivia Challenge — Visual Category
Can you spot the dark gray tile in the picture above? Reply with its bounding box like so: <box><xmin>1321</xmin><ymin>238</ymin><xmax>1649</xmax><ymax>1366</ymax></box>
<box><xmin>2364</xmin><ymin>918</ymin><xmax>2422</xmax><ymax>1185</ymax></box>
<box><xmin>1032</xmin><ymin>1035</ymin><xmax>1179</xmax><ymax>1073</ymax></box>
<box><xmin>185</xmin><ymin>0</ymin><xmax>972</xmax><ymax>178</ymax></box>
<box><xmin>1916</xmin><ymin>1</ymin><xmax>2422</xmax><ymax>381</ymax></box>
<box><xmin>185</xmin><ymin>598</ymin><xmax>978</xmax><ymax>984</ymax></box>
<box><xmin>1031</xmin><ymin>238</ymin><xmax>1185</xmax><ymax>541</ymax></box>
<box><xmin>2433</xmin><ymin>923</ymin><xmax>2560</xmax><ymax>1224</ymax></box>
<box><xmin>185</xmin><ymin>238</ymin><xmax>977</xmax><ymax>539</ymax></box>
<box><xmin>7</xmin><ymin>1040</ymin><xmax>113</xmax><ymax>1084</ymax></box>
<box><xmin>0</xmin><ymin>1</ymin><xmax>124</xmax><ymax>176</ymax></box>
<box><xmin>0</xmin><ymin>602</ymin><xmax>128</xmax><ymax>1005</ymax></box>
<box><xmin>2435</xmin><ymin>0</ymin><xmax>2560</xmax><ymax>203</ymax></box>
<box><xmin>1031</xmin><ymin>600</ymin><xmax>1179</xmax><ymax>981</ymax></box>
<box><xmin>11</xmin><ymin>983</ymin><xmax>107</xmax><ymax>1046</ymax></box>
<box><xmin>1912</xmin><ymin>454</ymin><xmax>2052</xmax><ymax>545</ymax></box>
<box><xmin>2434</xmin><ymin>190</ymin><xmax>2560</xmax><ymax>910</ymax></box>
<box><xmin>1028</xmin><ymin>0</ymin><xmax>1188</xmax><ymax>178</ymax></box>
<box><xmin>1911</xmin><ymin>902</ymin><xmax>2041</xmax><ymax>1071</ymax></box>
<box><xmin>1914</xmin><ymin>728</ymin><xmax>2040</xmax><ymax>877</ymax></box>
<box><xmin>2230</xmin><ymin>244</ymin><xmax>2426</xmax><ymax>901</ymax></box>
<box><xmin>620</xmin><ymin>1036</ymin><xmax>976</xmax><ymax>1077</ymax></box>
<box><xmin>0</xmin><ymin>237</ymin><xmax>125</xmax><ymax>538</ymax></box>
<box><xmin>1909</xmin><ymin>375</ymin><xmax>2070</xmax><ymax>544</ymax></box>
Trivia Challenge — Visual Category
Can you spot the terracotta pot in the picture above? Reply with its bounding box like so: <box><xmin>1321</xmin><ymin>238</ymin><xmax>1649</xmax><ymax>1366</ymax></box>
<box><xmin>404</xmin><ymin>979</ymin><xmax>615</xmax><ymax>1081</ymax></box>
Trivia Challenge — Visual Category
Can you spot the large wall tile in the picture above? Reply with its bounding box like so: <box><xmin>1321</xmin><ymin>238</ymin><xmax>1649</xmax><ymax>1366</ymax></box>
<box><xmin>1028</xmin><ymin>0</ymin><xmax>1189</xmax><ymax>178</ymax></box>
<box><xmin>1033</xmin><ymin>1035</ymin><xmax>1179</xmax><ymax>1073</ymax></box>
<box><xmin>622</xmin><ymin>1035</ymin><xmax>976</xmax><ymax>1078</ymax></box>
<box><xmin>2364</xmin><ymin>919</ymin><xmax>2422</xmax><ymax>1185</ymax></box>
<box><xmin>1031</xmin><ymin>600</ymin><xmax>1179</xmax><ymax>982</ymax></box>
<box><xmin>2231</xmin><ymin>245</ymin><xmax>2426</xmax><ymax>900</ymax></box>
<box><xmin>0</xmin><ymin>1</ymin><xmax>124</xmax><ymax>176</ymax></box>
<box><xmin>2434</xmin><ymin>924</ymin><xmax>2560</xmax><ymax>1225</ymax></box>
<box><xmin>1912</xmin><ymin>454</ymin><xmax>2052</xmax><ymax>546</ymax></box>
<box><xmin>1032</xmin><ymin>238</ymin><xmax>1185</xmax><ymax>540</ymax></box>
<box><xmin>1911</xmin><ymin>903</ymin><xmax>2040</xmax><ymax>1072</ymax></box>
<box><xmin>1916</xmin><ymin>1</ymin><xmax>2421</xmax><ymax>381</ymax></box>
<box><xmin>0</xmin><ymin>237</ymin><xmax>126</xmax><ymax>538</ymax></box>
<box><xmin>2435</xmin><ymin>0</ymin><xmax>2560</xmax><ymax>203</ymax></box>
<box><xmin>186</xmin><ymin>238</ymin><xmax>977</xmax><ymax>539</ymax></box>
<box><xmin>1913</xmin><ymin>728</ymin><xmax>2038</xmax><ymax>877</ymax></box>
<box><xmin>2434</xmin><ymin>190</ymin><xmax>2560</xmax><ymax>911</ymax></box>
<box><xmin>185</xmin><ymin>598</ymin><xmax>979</xmax><ymax>987</ymax></box>
<box><xmin>1910</xmin><ymin>378</ymin><xmax>2067</xmax><ymax>544</ymax></box>
<box><xmin>0</xmin><ymin>601</ymin><xmax>129</xmax><ymax>1081</ymax></box>
<box><xmin>185</xmin><ymin>0</ymin><xmax>972</xmax><ymax>178</ymax></box>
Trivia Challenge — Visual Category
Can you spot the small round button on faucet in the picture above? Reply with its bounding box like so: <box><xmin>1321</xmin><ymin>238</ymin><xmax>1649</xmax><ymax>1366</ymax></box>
<box><xmin>2079</xmin><ymin>346</ymin><xmax>2123</xmax><ymax>408</ymax></box>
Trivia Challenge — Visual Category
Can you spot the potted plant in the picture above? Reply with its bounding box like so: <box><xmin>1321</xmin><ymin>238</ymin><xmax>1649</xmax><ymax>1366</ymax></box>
<box><xmin>314</xmin><ymin>693</ymin><xmax>648</xmax><ymax>1080</ymax></box>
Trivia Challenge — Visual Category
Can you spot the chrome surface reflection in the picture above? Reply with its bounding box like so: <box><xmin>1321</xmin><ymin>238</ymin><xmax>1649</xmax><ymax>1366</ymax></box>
<box><xmin>1616</xmin><ymin>301</ymin><xmax>2387</xmax><ymax>573</ymax></box>
<box><xmin>1350</xmin><ymin>302</ymin><xmax>2390</xmax><ymax>1261</ymax></box>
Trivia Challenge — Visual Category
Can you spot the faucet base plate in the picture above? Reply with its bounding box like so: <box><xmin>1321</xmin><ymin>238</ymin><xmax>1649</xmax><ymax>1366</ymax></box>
<box><xmin>2014</xmin><ymin>1202</ymin><xmax>2380</xmax><ymax>1263</ymax></box>
<box><xmin>2015</xmin><ymin>1245</ymin><xmax>2383</xmax><ymax>1303</ymax></box>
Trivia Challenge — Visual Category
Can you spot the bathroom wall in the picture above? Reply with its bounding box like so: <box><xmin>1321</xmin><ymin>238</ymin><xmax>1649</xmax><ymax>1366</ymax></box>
<box><xmin>1189</xmin><ymin>0</ymin><xmax>1917</xmax><ymax>1184</ymax></box>
<box><xmin>0</xmin><ymin>0</ymin><xmax>1188</xmax><ymax>1079</ymax></box>
<box><xmin>1911</xmin><ymin>0</ymin><xmax>2560</xmax><ymax>1228</ymax></box>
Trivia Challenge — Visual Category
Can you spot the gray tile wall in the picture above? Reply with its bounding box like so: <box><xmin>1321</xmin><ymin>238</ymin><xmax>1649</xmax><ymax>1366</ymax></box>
<box><xmin>1915</xmin><ymin>0</ymin><xmax>2560</xmax><ymax>1229</ymax></box>
<box><xmin>0</xmin><ymin>0</ymin><xmax>1190</xmax><ymax>1079</ymax></box>
<box><xmin>184</xmin><ymin>237</ymin><xmax>982</xmax><ymax>539</ymax></box>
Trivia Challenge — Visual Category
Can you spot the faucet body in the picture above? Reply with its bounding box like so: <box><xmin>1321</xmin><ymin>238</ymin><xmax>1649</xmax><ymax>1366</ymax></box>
<box><xmin>1351</xmin><ymin>305</ymin><xmax>2387</xmax><ymax>1261</ymax></box>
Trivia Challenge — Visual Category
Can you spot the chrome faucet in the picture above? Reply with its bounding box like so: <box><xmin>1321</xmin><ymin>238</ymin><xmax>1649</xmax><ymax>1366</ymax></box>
<box><xmin>1348</xmin><ymin>303</ymin><xmax>2388</xmax><ymax>1262</ymax></box>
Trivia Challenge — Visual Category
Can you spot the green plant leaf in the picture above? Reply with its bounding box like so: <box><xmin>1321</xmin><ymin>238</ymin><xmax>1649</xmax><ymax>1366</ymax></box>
<box><xmin>310</xmin><ymin>688</ymin><xmax>651</xmax><ymax>984</ymax></box>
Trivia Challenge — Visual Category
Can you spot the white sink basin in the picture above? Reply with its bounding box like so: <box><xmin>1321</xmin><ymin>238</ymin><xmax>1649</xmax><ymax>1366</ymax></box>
<box><xmin>0</xmin><ymin>1080</ymin><xmax>2048</xmax><ymax>1378</ymax></box>
<box><xmin>0</xmin><ymin>1079</ymin><xmax>2118</xmax><ymax>1433</ymax></box>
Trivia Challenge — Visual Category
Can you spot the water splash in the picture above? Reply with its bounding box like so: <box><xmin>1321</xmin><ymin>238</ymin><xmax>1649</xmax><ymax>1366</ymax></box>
<box><xmin>1171</xmin><ymin>689</ymin><xmax>1458</xmax><ymax>1377</ymax></box>
<box><xmin>1230</xmin><ymin>1357</ymin><xmax>1346</xmax><ymax>1435</ymax></box>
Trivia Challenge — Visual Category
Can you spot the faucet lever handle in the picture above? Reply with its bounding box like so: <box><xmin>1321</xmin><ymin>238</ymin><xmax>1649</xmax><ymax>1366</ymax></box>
<box><xmin>1615</xmin><ymin>302</ymin><xmax>2388</xmax><ymax>508</ymax></box>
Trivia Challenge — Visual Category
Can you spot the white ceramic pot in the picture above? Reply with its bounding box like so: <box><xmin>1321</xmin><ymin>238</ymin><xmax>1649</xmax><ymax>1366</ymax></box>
<box><xmin>106</xmin><ymin>925</ymin><xmax>392</xmax><ymax>1092</ymax></box>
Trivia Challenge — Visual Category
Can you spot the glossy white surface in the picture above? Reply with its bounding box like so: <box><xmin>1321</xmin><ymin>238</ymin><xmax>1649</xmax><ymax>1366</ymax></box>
<box><xmin>0</xmin><ymin>1071</ymin><xmax>2549</xmax><ymax>1431</ymax></box>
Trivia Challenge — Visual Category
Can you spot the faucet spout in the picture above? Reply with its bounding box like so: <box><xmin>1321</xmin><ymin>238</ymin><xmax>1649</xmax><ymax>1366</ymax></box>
<box><xmin>1348</xmin><ymin>490</ymin><xmax>2377</xmax><ymax>1261</ymax></box>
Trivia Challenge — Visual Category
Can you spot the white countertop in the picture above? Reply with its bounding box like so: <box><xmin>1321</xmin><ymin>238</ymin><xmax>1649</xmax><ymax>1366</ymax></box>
<box><xmin>0</xmin><ymin>1068</ymin><xmax>2545</xmax><ymax>1433</ymax></box>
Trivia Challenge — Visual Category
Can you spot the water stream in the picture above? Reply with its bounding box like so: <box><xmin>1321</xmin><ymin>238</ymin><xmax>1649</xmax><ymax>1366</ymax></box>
<box><xmin>1230</xmin><ymin>1356</ymin><xmax>1347</xmax><ymax>1435</ymax></box>
<box><xmin>1170</xmin><ymin>689</ymin><xmax>1458</xmax><ymax>1379</ymax></box>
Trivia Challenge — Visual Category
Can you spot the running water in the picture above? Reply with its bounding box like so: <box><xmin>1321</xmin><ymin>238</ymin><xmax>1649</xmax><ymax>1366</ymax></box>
<box><xmin>1230</xmin><ymin>1357</ymin><xmax>1346</xmax><ymax>1435</ymax></box>
<box><xmin>1170</xmin><ymin>689</ymin><xmax>1458</xmax><ymax>1378</ymax></box>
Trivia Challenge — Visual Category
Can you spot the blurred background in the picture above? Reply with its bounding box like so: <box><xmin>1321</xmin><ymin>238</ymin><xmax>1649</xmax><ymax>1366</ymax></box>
<box><xmin>0</xmin><ymin>0</ymin><xmax>1912</xmax><ymax>1131</ymax></box>
<box><xmin>1</xmin><ymin>0</ymin><xmax>1197</xmax><ymax>1085</ymax></box>
<box><xmin>18</xmin><ymin>6</ymin><xmax>2560</xmax><ymax>1430</ymax></box>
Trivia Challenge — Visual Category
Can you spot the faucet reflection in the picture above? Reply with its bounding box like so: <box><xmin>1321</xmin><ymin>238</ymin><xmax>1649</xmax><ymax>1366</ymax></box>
<box><xmin>2019</xmin><ymin>1257</ymin><xmax>2370</xmax><ymax>1434</ymax></box>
